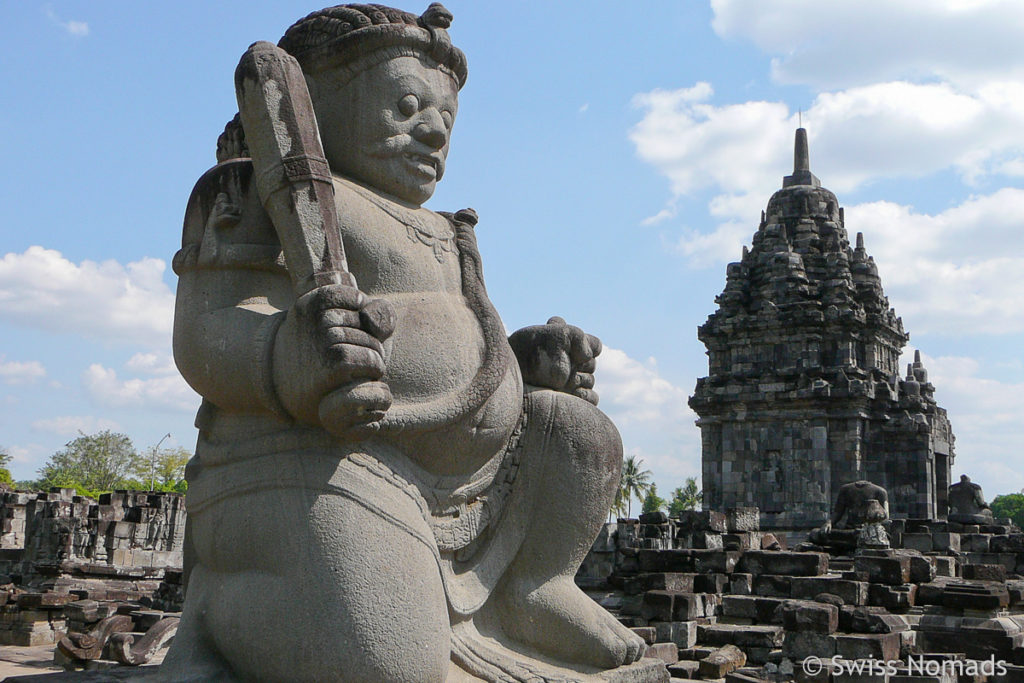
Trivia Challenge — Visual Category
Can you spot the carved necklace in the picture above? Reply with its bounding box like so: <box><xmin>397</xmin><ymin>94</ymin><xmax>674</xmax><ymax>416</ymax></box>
<box><xmin>345</xmin><ymin>181</ymin><xmax>457</xmax><ymax>263</ymax></box>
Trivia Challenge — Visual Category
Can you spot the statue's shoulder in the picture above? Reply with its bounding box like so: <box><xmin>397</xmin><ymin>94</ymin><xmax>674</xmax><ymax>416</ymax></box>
<box><xmin>173</xmin><ymin>118</ymin><xmax>284</xmax><ymax>277</ymax></box>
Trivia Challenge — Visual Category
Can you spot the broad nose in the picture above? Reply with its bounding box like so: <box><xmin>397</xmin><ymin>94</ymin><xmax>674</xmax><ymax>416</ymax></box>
<box><xmin>412</xmin><ymin>109</ymin><xmax>448</xmax><ymax>150</ymax></box>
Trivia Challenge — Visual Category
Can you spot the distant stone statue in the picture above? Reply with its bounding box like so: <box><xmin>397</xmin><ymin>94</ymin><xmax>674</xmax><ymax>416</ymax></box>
<box><xmin>809</xmin><ymin>480</ymin><xmax>890</xmax><ymax>550</ymax></box>
<box><xmin>163</xmin><ymin>4</ymin><xmax>660</xmax><ymax>682</ymax></box>
<box><xmin>829</xmin><ymin>480</ymin><xmax>890</xmax><ymax>530</ymax></box>
<box><xmin>948</xmin><ymin>474</ymin><xmax>994</xmax><ymax>524</ymax></box>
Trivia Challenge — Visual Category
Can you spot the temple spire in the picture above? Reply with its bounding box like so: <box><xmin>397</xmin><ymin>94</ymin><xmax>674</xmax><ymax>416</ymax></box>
<box><xmin>782</xmin><ymin>127</ymin><xmax>821</xmax><ymax>188</ymax></box>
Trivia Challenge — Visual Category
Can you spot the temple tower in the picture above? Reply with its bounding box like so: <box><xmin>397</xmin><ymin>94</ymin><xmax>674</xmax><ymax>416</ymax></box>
<box><xmin>690</xmin><ymin>129</ymin><xmax>955</xmax><ymax>530</ymax></box>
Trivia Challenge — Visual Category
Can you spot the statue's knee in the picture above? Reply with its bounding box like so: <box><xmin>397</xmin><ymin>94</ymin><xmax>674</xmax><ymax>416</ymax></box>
<box><xmin>533</xmin><ymin>390</ymin><xmax>623</xmax><ymax>469</ymax></box>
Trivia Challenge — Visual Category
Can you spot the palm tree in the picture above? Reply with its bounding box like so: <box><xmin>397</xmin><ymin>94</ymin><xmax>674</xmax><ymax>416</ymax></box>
<box><xmin>618</xmin><ymin>455</ymin><xmax>653</xmax><ymax>519</ymax></box>
<box><xmin>669</xmin><ymin>477</ymin><xmax>703</xmax><ymax>516</ymax></box>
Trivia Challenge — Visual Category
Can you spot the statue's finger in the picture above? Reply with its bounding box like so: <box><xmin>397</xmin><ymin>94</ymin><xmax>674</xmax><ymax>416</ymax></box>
<box><xmin>570</xmin><ymin>372</ymin><xmax>595</xmax><ymax>390</ymax></box>
<box><xmin>315</xmin><ymin>283</ymin><xmax>366</xmax><ymax>312</ymax></box>
<box><xmin>572</xmin><ymin>387</ymin><xmax>599</xmax><ymax>406</ymax></box>
<box><xmin>576</xmin><ymin>358</ymin><xmax>597</xmax><ymax>374</ymax></box>
<box><xmin>359</xmin><ymin>298</ymin><xmax>397</xmax><ymax>340</ymax></box>
<box><xmin>568</xmin><ymin>326</ymin><xmax>596</xmax><ymax>365</ymax></box>
<box><xmin>321</xmin><ymin>325</ymin><xmax>385</xmax><ymax>357</ymax></box>
<box><xmin>320</xmin><ymin>309</ymin><xmax>361</xmax><ymax>328</ymax></box>
<box><xmin>322</xmin><ymin>343</ymin><xmax>386</xmax><ymax>380</ymax></box>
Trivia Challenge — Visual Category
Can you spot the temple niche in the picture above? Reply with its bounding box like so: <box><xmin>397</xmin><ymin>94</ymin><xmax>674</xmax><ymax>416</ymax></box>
<box><xmin>690</xmin><ymin>129</ymin><xmax>955</xmax><ymax>531</ymax></box>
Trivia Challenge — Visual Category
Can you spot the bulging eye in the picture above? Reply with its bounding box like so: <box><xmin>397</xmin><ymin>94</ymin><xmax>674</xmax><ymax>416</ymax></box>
<box><xmin>441</xmin><ymin>110</ymin><xmax>453</xmax><ymax>129</ymax></box>
<box><xmin>398</xmin><ymin>94</ymin><xmax>419</xmax><ymax>117</ymax></box>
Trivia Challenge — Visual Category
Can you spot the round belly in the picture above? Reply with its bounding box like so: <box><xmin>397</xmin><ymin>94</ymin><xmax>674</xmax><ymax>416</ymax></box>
<box><xmin>382</xmin><ymin>291</ymin><xmax>485</xmax><ymax>404</ymax></box>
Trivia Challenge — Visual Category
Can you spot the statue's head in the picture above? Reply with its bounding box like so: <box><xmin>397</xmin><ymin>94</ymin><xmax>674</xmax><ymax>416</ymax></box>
<box><xmin>279</xmin><ymin>3</ymin><xmax>467</xmax><ymax>206</ymax></box>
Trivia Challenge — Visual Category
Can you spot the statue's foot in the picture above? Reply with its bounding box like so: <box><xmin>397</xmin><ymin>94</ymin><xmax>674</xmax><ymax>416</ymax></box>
<box><xmin>498</xmin><ymin>576</ymin><xmax>645</xmax><ymax>670</ymax></box>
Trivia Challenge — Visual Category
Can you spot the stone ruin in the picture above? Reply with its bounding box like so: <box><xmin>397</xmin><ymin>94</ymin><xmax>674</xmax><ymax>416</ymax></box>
<box><xmin>691</xmin><ymin>129</ymin><xmax>955</xmax><ymax>531</ymax></box>
<box><xmin>578</xmin><ymin>490</ymin><xmax>1024</xmax><ymax>681</ymax></box>
<box><xmin>0</xmin><ymin>487</ymin><xmax>184</xmax><ymax>666</ymax></box>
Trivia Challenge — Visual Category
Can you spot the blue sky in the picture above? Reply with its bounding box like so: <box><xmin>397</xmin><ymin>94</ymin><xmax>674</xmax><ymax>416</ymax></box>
<box><xmin>1</xmin><ymin>1</ymin><xmax>1022</xmax><ymax>510</ymax></box>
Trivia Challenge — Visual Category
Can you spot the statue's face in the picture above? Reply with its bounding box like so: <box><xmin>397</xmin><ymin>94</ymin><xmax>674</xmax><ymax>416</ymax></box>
<box><xmin>309</xmin><ymin>55</ymin><xmax>458</xmax><ymax>205</ymax></box>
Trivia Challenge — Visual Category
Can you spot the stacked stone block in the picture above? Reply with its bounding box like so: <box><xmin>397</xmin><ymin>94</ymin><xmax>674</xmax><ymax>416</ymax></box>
<box><xmin>580</xmin><ymin>505</ymin><xmax>1024</xmax><ymax>680</ymax></box>
<box><xmin>691</xmin><ymin>129</ymin><xmax>955</xmax><ymax>529</ymax></box>
<box><xmin>0</xmin><ymin>489</ymin><xmax>185</xmax><ymax>583</ymax></box>
<box><xmin>0</xmin><ymin>491</ymin><xmax>36</xmax><ymax>549</ymax></box>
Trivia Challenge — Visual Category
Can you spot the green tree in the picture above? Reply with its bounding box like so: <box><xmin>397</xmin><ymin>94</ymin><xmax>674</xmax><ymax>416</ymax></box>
<box><xmin>131</xmin><ymin>446</ymin><xmax>191</xmax><ymax>491</ymax></box>
<box><xmin>641</xmin><ymin>483</ymin><xmax>667</xmax><ymax>514</ymax></box>
<box><xmin>669</xmin><ymin>477</ymin><xmax>703</xmax><ymax>516</ymax></box>
<box><xmin>37</xmin><ymin>431</ymin><xmax>141</xmax><ymax>495</ymax></box>
<box><xmin>991</xmin><ymin>493</ymin><xmax>1024</xmax><ymax>528</ymax></box>
<box><xmin>618</xmin><ymin>455</ymin><xmax>653</xmax><ymax>518</ymax></box>
<box><xmin>0</xmin><ymin>447</ymin><xmax>13</xmax><ymax>486</ymax></box>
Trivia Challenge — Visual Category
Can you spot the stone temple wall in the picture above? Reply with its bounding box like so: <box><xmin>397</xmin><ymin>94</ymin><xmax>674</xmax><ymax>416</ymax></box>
<box><xmin>0</xmin><ymin>488</ymin><xmax>185</xmax><ymax>584</ymax></box>
<box><xmin>691</xmin><ymin>129</ymin><xmax>954</xmax><ymax>529</ymax></box>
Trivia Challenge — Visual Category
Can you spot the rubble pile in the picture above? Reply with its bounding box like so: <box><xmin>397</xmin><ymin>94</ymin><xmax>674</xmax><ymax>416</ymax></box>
<box><xmin>580</xmin><ymin>507</ymin><xmax>1024</xmax><ymax>681</ymax></box>
<box><xmin>0</xmin><ymin>488</ymin><xmax>185</xmax><ymax>649</ymax></box>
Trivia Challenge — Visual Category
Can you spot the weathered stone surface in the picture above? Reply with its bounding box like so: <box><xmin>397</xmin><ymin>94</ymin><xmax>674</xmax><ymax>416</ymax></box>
<box><xmin>963</xmin><ymin>564</ymin><xmax>1006</xmax><ymax>582</ymax></box>
<box><xmin>835</xmin><ymin>633</ymin><xmax>901</xmax><ymax>661</ymax></box>
<box><xmin>694</xmin><ymin>573</ymin><xmax>729</xmax><ymax>594</ymax></box>
<box><xmin>698</xmin><ymin>644</ymin><xmax>747</xmax><ymax>679</ymax></box>
<box><xmin>738</xmin><ymin>550</ymin><xmax>827</xmax><ymax>576</ymax></box>
<box><xmin>941</xmin><ymin>581</ymin><xmax>1010</xmax><ymax>610</ymax></box>
<box><xmin>868</xmin><ymin>583</ymin><xmax>916</xmax><ymax>611</ymax></box>
<box><xmin>726</xmin><ymin>508</ymin><xmax>760</xmax><ymax>533</ymax></box>
<box><xmin>902</xmin><ymin>533</ymin><xmax>933</xmax><ymax>553</ymax></box>
<box><xmin>783</xmin><ymin>632</ymin><xmax>836</xmax><ymax>659</ymax></box>
<box><xmin>782</xmin><ymin>599</ymin><xmax>839</xmax><ymax>634</ymax></box>
<box><xmin>626</xmin><ymin>573</ymin><xmax>697</xmax><ymax>595</ymax></box>
<box><xmin>692</xmin><ymin>130</ymin><xmax>954</xmax><ymax>529</ymax></box>
<box><xmin>753</xmin><ymin>574</ymin><xmax>792</xmax><ymax>598</ymax></box>
<box><xmin>729</xmin><ymin>573</ymin><xmax>753</xmax><ymax>595</ymax></box>
<box><xmin>791</xmin><ymin>577</ymin><xmax>868</xmax><ymax>605</ymax></box>
<box><xmin>652</xmin><ymin>620</ymin><xmax>697</xmax><ymax>649</ymax></box>
<box><xmin>699</xmin><ymin>623</ymin><xmax>784</xmax><ymax>649</ymax></box>
<box><xmin>721</xmin><ymin>595</ymin><xmax>787</xmax><ymax>623</ymax></box>
<box><xmin>855</xmin><ymin>555</ymin><xmax>911</xmax><ymax>585</ymax></box>
<box><xmin>675</xmin><ymin>510</ymin><xmax>727</xmax><ymax>534</ymax></box>
<box><xmin>841</xmin><ymin>606</ymin><xmax>909</xmax><ymax>634</ymax></box>
<box><xmin>162</xmin><ymin>4</ymin><xmax>654</xmax><ymax>680</ymax></box>
<box><xmin>644</xmin><ymin>642</ymin><xmax>679</xmax><ymax>665</ymax></box>
<box><xmin>641</xmin><ymin>591</ymin><xmax>705</xmax><ymax>621</ymax></box>
<box><xmin>907</xmin><ymin>554</ymin><xmax>937</xmax><ymax>584</ymax></box>
<box><xmin>631</xmin><ymin>627</ymin><xmax>656</xmax><ymax>645</ymax></box>
<box><xmin>667</xmin><ymin>659</ymin><xmax>700</xmax><ymax>679</ymax></box>
<box><xmin>948</xmin><ymin>475</ymin><xmax>994</xmax><ymax>524</ymax></box>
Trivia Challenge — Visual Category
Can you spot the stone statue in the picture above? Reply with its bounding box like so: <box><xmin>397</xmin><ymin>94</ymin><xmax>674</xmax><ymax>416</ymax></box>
<box><xmin>809</xmin><ymin>480</ymin><xmax>890</xmax><ymax>550</ymax></box>
<box><xmin>948</xmin><ymin>474</ymin><xmax>994</xmax><ymax>524</ymax></box>
<box><xmin>163</xmin><ymin>4</ymin><xmax>662</xmax><ymax>682</ymax></box>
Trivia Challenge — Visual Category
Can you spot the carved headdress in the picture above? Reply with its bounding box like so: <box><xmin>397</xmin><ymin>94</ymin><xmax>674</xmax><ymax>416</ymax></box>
<box><xmin>278</xmin><ymin>3</ymin><xmax>467</xmax><ymax>87</ymax></box>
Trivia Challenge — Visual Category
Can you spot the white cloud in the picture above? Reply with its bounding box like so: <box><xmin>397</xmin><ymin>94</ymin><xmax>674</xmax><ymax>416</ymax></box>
<box><xmin>0</xmin><ymin>247</ymin><xmax>174</xmax><ymax>348</ymax></box>
<box><xmin>6</xmin><ymin>445</ymin><xmax>36</xmax><ymax>465</ymax></box>
<box><xmin>596</xmin><ymin>347</ymin><xmax>703</xmax><ymax>493</ymax></box>
<box><xmin>630</xmin><ymin>78</ymin><xmax>1024</xmax><ymax>336</ymax></box>
<box><xmin>83</xmin><ymin>355</ymin><xmax>199</xmax><ymax>414</ymax></box>
<box><xmin>0</xmin><ymin>357</ymin><xmax>46</xmax><ymax>385</ymax></box>
<box><xmin>597</xmin><ymin>348</ymin><xmax>692</xmax><ymax>426</ymax></box>
<box><xmin>45</xmin><ymin>7</ymin><xmax>89</xmax><ymax>37</ymax></box>
<box><xmin>711</xmin><ymin>0</ymin><xmax>1024</xmax><ymax>90</ymax></box>
<box><xmin>630</xmin><ymin>81</ymin><xmax>1024</xmax><ymax>224</ymax></box>
<box><xmin>848</xmin><ymin>189</ymin><xmax>1024</xmax><ymax>335</ymax></box>
<box><xmin>630</xmin><ymin>83</ymin><xmax>791</xmax><ymax>203</ymax></box>
<box><xmin>31</xmin><ymin>415</ymin><xmax>121</xmax><ymax>436</ymax></box>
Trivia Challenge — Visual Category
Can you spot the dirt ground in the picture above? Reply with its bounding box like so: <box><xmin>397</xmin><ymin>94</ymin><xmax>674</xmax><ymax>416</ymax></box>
<box><xmin>0</xmin><ymin>643</ymin><xmax>168</xmax><ymax>679</ymax></box>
